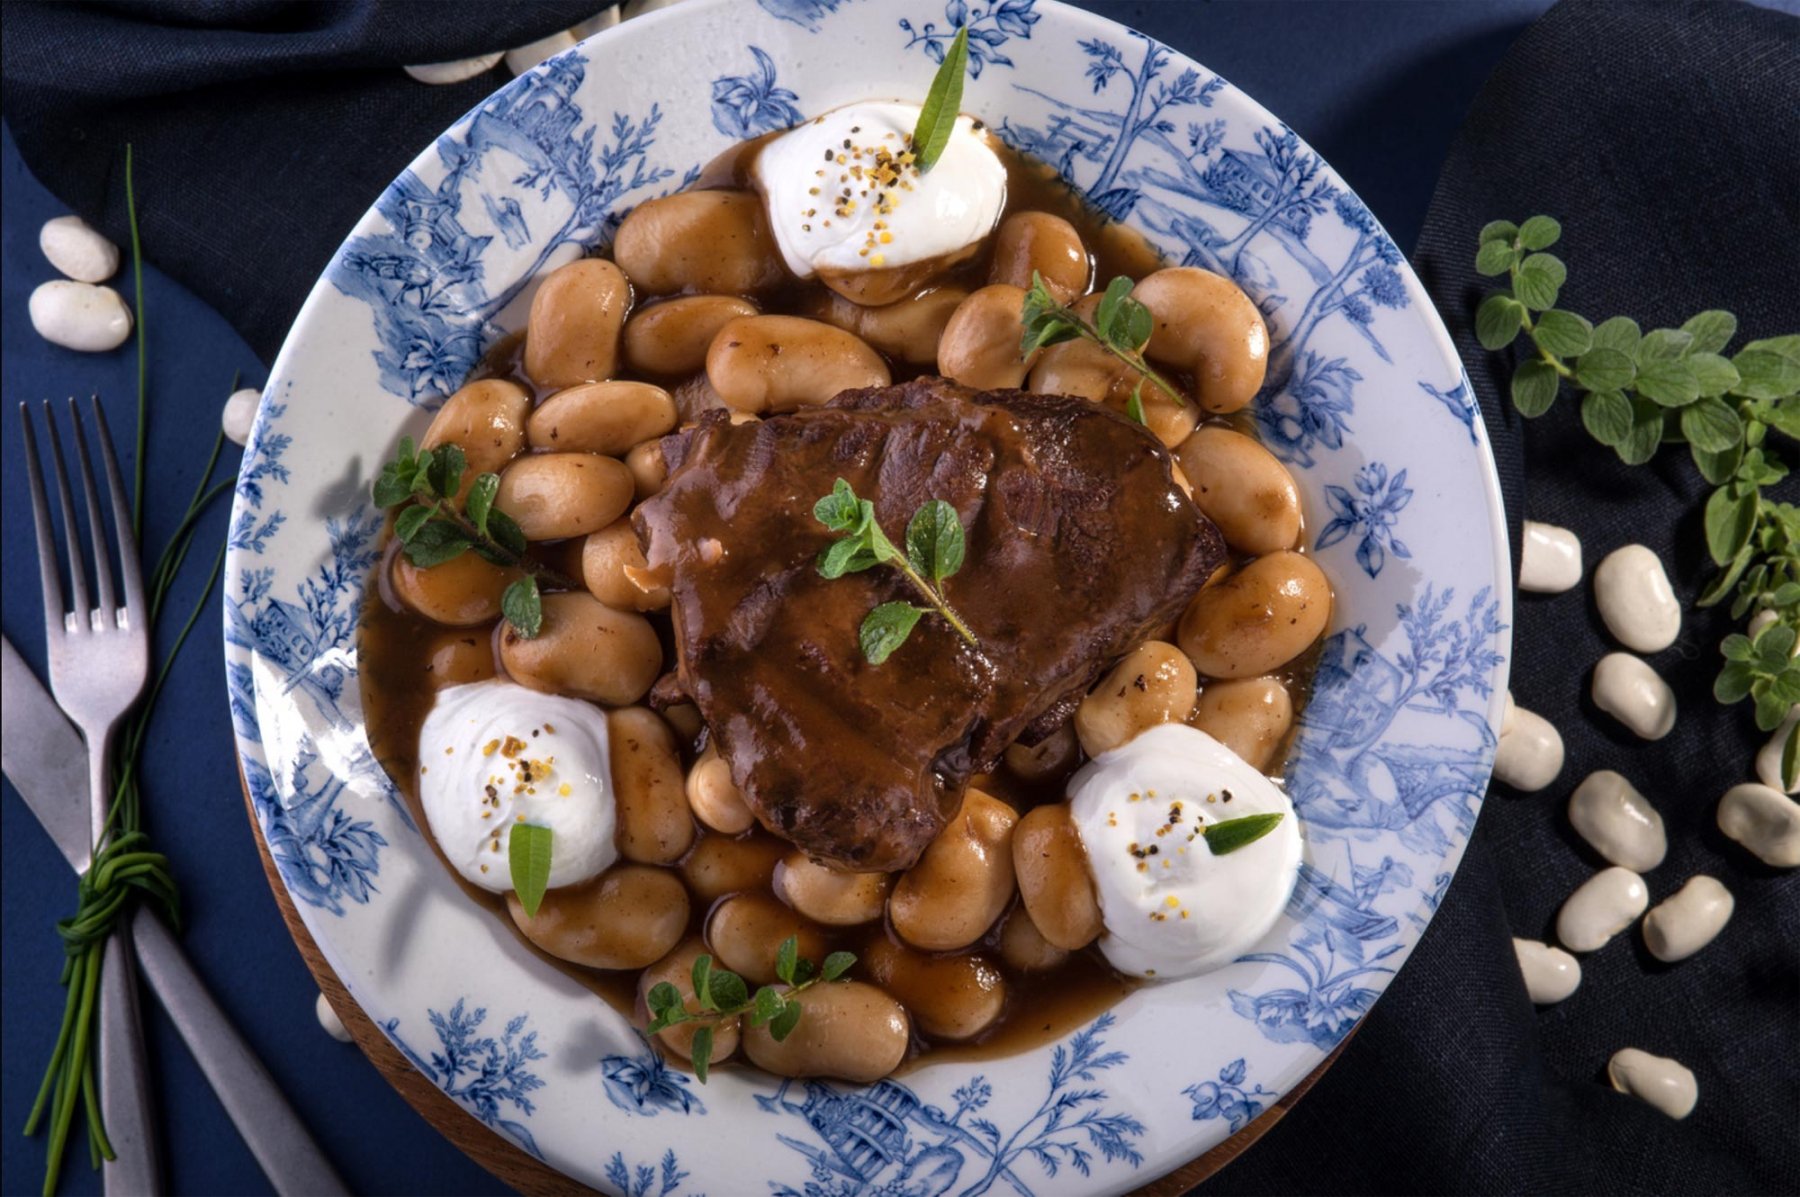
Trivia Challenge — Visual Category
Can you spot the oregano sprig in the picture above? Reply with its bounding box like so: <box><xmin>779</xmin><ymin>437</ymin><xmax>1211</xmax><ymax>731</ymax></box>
<box><xmin>813</xmin><ymin>478</ymin><xmax>977</xmax><ymax>663</ymax></box>
<box><xmin>1476</xmin><ymin>216</ymin><xmax>1799</xmax><ymax>758</ymax></box>
<box><xmin>1020</xmin><ymin>273</ymin><xmax>1184</xmax><ymax>414</ymax></box>
<box><xmin>644</xmin><ymin>937</ymin><xmax>854</xmax><ymax>1081</ymax></box>
<box><xmin>372</xmin><ymin>437</ymin><xmax>574</xmax><ymax>637</ymax></box>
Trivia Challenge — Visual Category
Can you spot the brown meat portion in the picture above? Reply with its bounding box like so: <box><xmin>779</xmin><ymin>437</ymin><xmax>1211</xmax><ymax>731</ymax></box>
<box><xmin>634</xmin><ymin>378</ymin><xmax>1225</xmax><ymax>871</ymax></box>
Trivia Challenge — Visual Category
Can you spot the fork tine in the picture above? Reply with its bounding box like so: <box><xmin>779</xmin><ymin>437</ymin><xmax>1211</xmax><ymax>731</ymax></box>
<box><xmin>90</xmin><ymin>398</ymin><xmax>146</xmax><ymax>628</ymax></box>
<box><xmin>68</xmin><ymin>397</ymin><xmax>119</xmax><ymax>626</ymax></box>
<box><xmin>42</xmin><ymin>401</ymin><xmax>91</xmax><ymax>629</ymax></box>
<box><xmin>18</xmin><ymin>404</ymin><xmax>67</xmax><ymax>641</ymax></box>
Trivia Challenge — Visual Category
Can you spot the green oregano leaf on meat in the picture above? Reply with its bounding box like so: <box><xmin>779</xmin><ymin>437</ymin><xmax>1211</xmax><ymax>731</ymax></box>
<box><xmin>911</xmin><ymin>25</ymin><xmax>969</xmax><ymax>173</ymax></box>
<box><xmin>1474</xmin><ymin>214</ymin><xmax>1799</xmax><ymax>737</ymax></box>
<box><xmin>508</xmin><ymin>823</ymin><xmax>554</xmax><ymax>919</ymax></box>
<box><xmin>814</xmin><ymin>478</ymin><xmax>977</xmax><ymax>661</ymax></box>
<box><xmin>906</xmin><ymin>499</ymin><xmax>966</xmax><ymax>584</ymax></box>
<box><xmin>861</xmin><ymin>602</ymin><xmax>926</xmax><ymax>665</ymax></box>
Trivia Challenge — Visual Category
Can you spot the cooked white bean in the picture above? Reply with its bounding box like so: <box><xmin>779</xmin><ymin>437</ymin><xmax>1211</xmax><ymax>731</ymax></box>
<box><xmin>936</xmin><ymin>284</ymin><xmax>1038</xmax><ymax>389</ymax></box>
<box><xmin>527</xmin><ymin>381</ymin><xmax>677</xmax><ymax>456</ymax></box>
<box><xmin>1011</xmin><ymin>803</ymin><xmax>1102</xmax><ymax>951</ymax></box>
<box><xmin>222</xmin><ymin>387</ymin><xmax>260</xmax><ymax>447</ymax></box>
<box><xmin>1003</xmin><ymin>724</ymin><xmax>1078</xmax><ymax>783</ymax></box>
<box><xmin>1131</xmin><ymin>267</ymin><xmax>1269</xmax><ymax>413</ymax></box>
<box><xmin>421</xmin><ymin>379</ymin><xmax>532</xmax><ymax>502</ymax></box>
<box><xmin>1716</xmin><ymin>782</ymin><xmax>1800</xmax><ymax>867</ymax></box>
<box><xmin>889</xmin><ymin>789</ymin><xmax>1017</xmax><ymax>952</ymax></box>
<box><xmin>390</xmin><ymin>549</ymin><xmax>521</xmax><ymax>627</ymax></box>
<box><xmin>623</xmin><ymin>295</ymin><xmax>759</xmax><ymax>377</ymax></box>
<box><xmin>524</xmin><ymin>258</ymin><xmax>630</xmax><ymax>389</ymax></box>
<box><xmin>1172</xmin><ymin>426</ymin><xmax>1302</xmax><ymax>556</ymax></box>
<box><xmin>1511</xmin><ymin>938</ymin><xmax>1581</xmax><ymax>1005</ymax></box>
<box><xmin>987</xmin><ymin>211</ymin><xmax>1087</xmax><ymax>301</ymax></box>
<box><xmin>495</xmin><ymin>453</ymin><xmax>634</xmax><ymax>541</ymax></box>
<box><xmin>1190</xmin><ymin>676</ymin><xmax>1293</xmax><ymax>773</ymax></box>
<box><xmin>705</xmin><ymin>893</ymin><xmax>827</xmax><ymax>985</ymax></box>
<box><xmin>774</xmin><ymin>852</ymin><xmax>889</xmax><ymax>926</ymax></box>
<box><xmin>40</xmin><ymin>215</ymin><xmax>119</xmax><ymax>283</ymax></box>
<box><xmin>1519</xmin><ymin>521</ymin><xmax>1582</xmax><ymax>594</ymax></box>
<box><xmin>1756</xmin><ymin>705</ymin><xmax>1798</xmax><ymax>794</ymax></box>
<box><xmin>741</xmin><ymin>982</ymin><xmax>909</xmax><ymax>1082</ymax></box>
<box><xmin>612</xmin><ymin>190</ymin><xmax>784</xmax><ymax>297</ymax></box>
<box><xmin>508</xmin><ymin>865</ymin><xmax>688</xmax><ymax>970</ymax></box>
<box><xmin>685</xmin><ymin>746</ymin><xmax>755</xmax><ymax>834</ymax></box>
<box><xmin>806</xmin><ymin>286</ymin><xmax>967</xmax><ymax>366</ymax></box>
<box><xmin>315</xmin><ymin>991</ymin><xmax>352</xmax><ymax>1043</ymax></box>
<box><xmin>997</xmin><ymin>904</ymin><xmax>1070</xmax><ymax>972</ymax></box>
<box><xmin>1492</xmin><ymin>705</ymin><xmax>1564</xmax><ymax>792</ymax></box>
<box><xmin>705</xmin><ymin>315</ymin><xmax>890</xmax><ymax>414</ymax></box>
<box><xmin>403</xmin><ymin>54</ymin><xmax>503</xmax><ymax>84</ymax></box>
<box><xmin>861</xmin><ymin>939</ymin><xmax>1006</xmax><ymax>1042</ymax></box>
<box><xmin>1642</xmin><ymin>875</ymin><xmax>1733</xmax><ymax>962</ymax></box>
<box><xmin>1607</xmin><ymin>1048</ymin><xmax>1697</xmax><ymax>1119</ymax></box>
<box><xmin>1594</xmin><ymin>544</ymin><xmax>1680</xmax><ymax>652</ymax></box>
<box><xmin>1568</xmin><ymin>770</ymin><xmax>1665</xmax><ymax>871</ymax></box>
<box><xmin>608</xmin><ymin>707</ymin><xmax>695</xmax><ymax>864</ymax></box>
<box><xmin>29</xmin><ymin>280</ymin><xmax>132</xmax><ymax>352</ymax></box>
<box><xmin>1074</xmin><ymin>641</ymin><xmax>1197</xmax><ymax>757</ymax></box>
<box><xmin>639</xmin><ymin>937</ymin><xmax>740</xmax><ymax>1063</ymax></box>
<box><xmin>1592</xmin><ymin>653</ymin><xmax>1676</xmax><ymax>740</ymax></box>
<box><xmin>1555</xmin><ymin>866</ymin><xmax>1648</xmax><ymax>952</ymax></box>
<box><xmin>582</xmin><ymin>520</ymin><xmax>671</xmax><ymax>612</ymax></box>
<box><xmin>1178</xmin><ymin>551</ymin><xmax>1332</xmax><ymax>679</ymax></box>
<box><xmin>678</xmin><ymin>832</ymin><xmax>785</xmax><ymax>902</ymax></box>
<box><xmin>499</xmin><ymin>591</ymin><xmax>662</xmax><ymax>705</ymax></box>
<box><xmin>625</xmin><ymin>440</ymin><xmax>667</xmax><ymax>501</ymax></box>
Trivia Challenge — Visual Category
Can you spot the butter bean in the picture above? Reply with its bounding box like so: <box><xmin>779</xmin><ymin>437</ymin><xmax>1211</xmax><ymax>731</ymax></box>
<box><xmin>706</xmin><ymin>315</ymin><xmax>890</xmax><ymax>414</ymax></box>
<box><xmin>499</xmin><ymin>591</ymin><xmax>662</xmax><ymax>705</ymax></box>
<box><xmin>1594</xmin><ymin>544</ymin><xmax>1680</xmax><ymax>652</ymax></box>
<box><xmin>222</xmin><ymin>388</ymin><xmax>260</xmax><ymax>447</ymax></box>
<box><xmin>612</xmin><ymin>191</ymin><xmax>784</xmax><ymax>296</ymax></box>
<box><xmin>495</xmin><ymin>452</ymin><xmax>634</xmax><ymax>541</ymax></box>
<box><xmin>807</xmin><ymin>286</ymin><xmax>967</xmax><ymax>366</ymax></box>
<box><xmin>508</xmin><ymin>865</ymin><xmax>688</xmax><ymax>970</ymax></box>
<box><xmin>40</xmin><ymin>215</ymin><xmax>119</xmax><ymax>283</ymax></box>
<box><xmin>1592</xmin><ymin>653</ymin><xmax>1676</xmax><ymax>740</ymax></box>
<box><xmin>1003</xmin><ymin>724</ymin><xmax>1078</xmax><ymax>783</ymax></box>
<box><xmin>639</xmin><ymin>937</ymin><xmax>740</xmax><ymax>1064</ymax></box>
<box><xmin>705</xmin><ymin>893</ymin><xmax>828</xmax><ymax>985</ymax></box>
<box><xmin>527</xmin><ymin>381</ymin><xmax>677</xmax><ymax>456</ymax></box>
<box><xmin>315</xmin><ymin>991</ymin><xmax>352</xmax><ymax>1043</ymax></box>
<box><xmin>685</xmin><ymin>746</ymin><xmax>755</xmax><ymax>835</ymax></box>
<box><xmin>1556</xmin><ymin>866</ymin><xmax>1648</xmax><ymax>952</ymax></box>
<box><xmin>997</xmin><ymin>904</ymin><xmax>1070</xmax><ymax>972</ymax></box>
<box><xmin>889</xmin><ymin>789</ymin><xmax>1017</xmax><ymax>952</ymax></box>
<box><xmin>1493</xmin><ymin>706</ymin><xmax>1564</xmax><ymax>791</ymax></box>
<box><xmin>1131</xmin><ymin>267</ymin><xmax>1268</xmax><ymax>414</ymax></box>
<box><xmin>524</xmin><ymin>258</ymin><xmax>630</xmax><ymax>389</ymax></box>
<box><xmin>1519</xmin><ymin>521</ymin><xmax>1582</xmax><ymax>594</ymax></box>
<box><xmin>624</xmin><ymin>295</ymin><xmax>759</xmax><ymax>376</ymax></box>
<box><xmin>1074</xmin><ymin>641</ymin><xmax>1197</xmax><ymax>757</ymax></box>
<box><xmin>741</xmin><ymin>982</ymin><xmax>909</xmax><ymax>1083</ymax></box>
<box><xmin>861</xmin><ymin>939</ymin><xmax>1006</xmax><ymax>1042</ymax></box>
<box><xmin>404</xmin><ymin>54</ymin><xmax>503</xmax><ymax>85</ymax></box>
<box><xmin>582</xmin><ymin>520</ymin><xmax>671</xmax><ymax>612</ymax></box>
<box><xmin>1568</xmin><ymin>770</ymin><xmax>1665</xmax><ymax>871</ymax></box>
<box><xmin>937</xmin><ymin>284</ymin><xmax>1038</xmax><ymax>389</ymax></box>
<box><xmin>1172</xmin><ymin>426</ymin><xmax>1302</xmax><ymax>555</ymax></box>
<box><xmin>1179</xmin><ymin>552</ymin><xmax>1332</xmax><ymax>679</ymax></box>
<box><xmin>1716</xmin><ymin>782</ymin><xmax>1800</xmax><ymax>868</ymax></box>
<box><xmin>988</xmin><ymin>211</ymin><xmax>1088</xmax><ymax>301</ymax></box>
<box><xmin>422</xmin><ymin>629</ymin><xmax>497</xmax><ymax>688</ymax></box>
<box><xmin>625</xmin><ymin>440</ymin><xmax>667</xmax><ymax>501</ymax></box>
<box><xmin>390</xmin><ymin>549</ymin><xmax>521</xmax><ymax>627</ymax></box>
<box><xmin>775</xmin><ymin>852</ymin><xmax>890</xmax><ymax>926</ymax></box>
<box><xmin>1607</xmin><ymin>1048</ymin><xmax>1697</xmax><ymax>1119</ymax></box>
<box><xmin>29</xmin><ymin>280</ymin><xmax>132</xmax><ymax>352</ymax></box>
<box><xmin>1642</xmin><ymin>875</ymin><xmax>1733</xmax><ymax>962</ymax></box>
<box><xmin>1756</xmin><ymin>705</ymin><xmax>1798</xmax><ymax>794</ymax></box>
<box><xmin>421</xmin><ymin>379</ymin><xmax>532</xmax><ymax>503</ymax></box>
<box><xmin>1511</xmin><ymin>938</ymin><xmax>1581</xmax><ymax>1005</ymax></box>
<box><xmin>608</xmin><ymin>707</ymin><xmax>694</xmax><ymax>864</ymax></box>
<box><xmin>1011</xmin><ymin>803</ymin><xmax>1102</xmax><ymax>951</ymax></box>
<box><xmin>679</xmin><ymin>832</ymin><xmax>786</xmax><ymax>902</ymax></box>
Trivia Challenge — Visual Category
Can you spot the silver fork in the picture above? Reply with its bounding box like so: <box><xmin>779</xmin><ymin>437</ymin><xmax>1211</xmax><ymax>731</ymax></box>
<box><xmin>21</xmin><ymin>398</ymin><xmax>159</xmax><ymax>1197</ymax></box>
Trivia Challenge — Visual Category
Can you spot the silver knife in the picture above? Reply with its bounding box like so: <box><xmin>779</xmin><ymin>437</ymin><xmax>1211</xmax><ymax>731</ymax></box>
<box><xmin>2</xmin><ymin>635</ymin><xmax>348</xmax><ymax>1197</ymax></box>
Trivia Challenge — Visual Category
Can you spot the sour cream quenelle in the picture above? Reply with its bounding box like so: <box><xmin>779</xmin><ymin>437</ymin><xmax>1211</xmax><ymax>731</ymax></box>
<box><xmin>1068</xmin><ymin>724</ymin><xmax>1302</xmax><ymax>979</ymax></box>
<box><xmin>418</xmin><ymin>681</ymin><xmax>618</xmax><ymax>893</ymax></box>
<box><xmin>754</xmin><ymin>101</ymin><xmax>1006</xmax><ymax>283</ymax></box>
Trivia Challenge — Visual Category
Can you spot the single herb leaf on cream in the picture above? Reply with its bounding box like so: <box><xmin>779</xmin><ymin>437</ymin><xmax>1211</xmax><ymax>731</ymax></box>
<box><xmin>814</xmin><ymin>477</ymin><xmax>977</xmax><ymax>661</ymax></box>
<box><xmin>1020</xmin><ymin>272</ymin><xmax>1186</xmax><ymax>408</ymax></box>
<box><xmin>911</xmin><ymin>26</ymin><xmax>970</xmax><ymax>174</ymax></box>
<box><xmin>373</xmin><ymin>438</ymin><xmax>568</xmax><ymax>638</ymax></box>
<box><xmin>508</xmin><ymin>823</ymin><xmax>554</xmax><ymax>919</ymax></box>
<box><xmin>1201</xmin><ymin>811</ymin><xmax>1285</xmax><ymax>856</ymax></box>
<box><xmin>1476</xmin><ymin>216</ymin><xmax>1799</xmax><ymax>739</ymax></box>
<box><xmin>645</xmin><ymin>937</ymin><xmax>854</xmax><ymax>1081</ymax></box>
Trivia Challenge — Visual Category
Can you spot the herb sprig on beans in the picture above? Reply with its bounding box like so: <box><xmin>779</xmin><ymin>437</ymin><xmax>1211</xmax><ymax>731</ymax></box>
<box><xmin>1476</xmin><ymin>216</ymin><xmax>1799</xmax><ymax>757</ymax></box>
<box><xmin>645</xmin><ymin>937</ymin><xmax>854</xmax><ymax>1082</ymax></box>
<box><xmin>1020</xmin><ymin>273</ymin><xmax>1183</xmax><ymax>422</ymax></box>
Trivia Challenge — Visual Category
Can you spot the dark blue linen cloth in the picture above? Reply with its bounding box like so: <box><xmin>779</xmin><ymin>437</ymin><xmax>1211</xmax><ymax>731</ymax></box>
<box><xmin>3</xmin><ymin>1</ymin><xmax>1796</xmax><ymax>1194</ymax></box>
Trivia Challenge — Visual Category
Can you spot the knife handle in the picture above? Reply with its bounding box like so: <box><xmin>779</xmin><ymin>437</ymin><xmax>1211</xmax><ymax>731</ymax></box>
<box><xmin>132</xmin><ymin>909</ymin><xmax>348</xmax><ymax>1197</ymax></box>
<box><xmin>99</xmin><ymin>928</ymin><xmax>161</xmax><ymax>1197</ymax></box>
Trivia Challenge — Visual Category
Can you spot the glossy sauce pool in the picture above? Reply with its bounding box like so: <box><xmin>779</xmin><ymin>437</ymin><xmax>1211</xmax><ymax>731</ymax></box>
<box><xmin>359</xmin><ymin>133</ymin><xmax>1321</xmax><ymax>1074</ymax></box>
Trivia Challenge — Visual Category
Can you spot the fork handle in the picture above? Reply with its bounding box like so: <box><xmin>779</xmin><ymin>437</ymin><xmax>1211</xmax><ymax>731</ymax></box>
<box><xmin>99</xmin><ymin>927</ymin><xmax>161</xmax><ymax>1196</ymax></box>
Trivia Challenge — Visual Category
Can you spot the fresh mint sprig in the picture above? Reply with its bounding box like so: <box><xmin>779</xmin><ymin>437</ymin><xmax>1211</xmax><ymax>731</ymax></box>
<box><xmin>1020</xmin><ymin>273</ymin><xmax>1185</xmax><ymax>413</ymax></box>
<box><xmin>911</xmin><ymin>25</ymin><xmax>970</xmax><ymax>173</ymax></box>
<box><xmin>1476</xmin><ymin>216</ymin><xmax>1799</xmax><ymax>752</ymax></box>
<box><xmin>813</xmin><ymin>478</ymin><xmax>976</xmax><ymax>663</ymax></box>
<box><xmin>645</xmin><ymin>937</ymin><xmax>854</xmax><ymax>1081</ymax></box>
<box><xmin>372</xmin><ymin>437</ymin><xmax>572</xmax><ymax>638</ymax></box>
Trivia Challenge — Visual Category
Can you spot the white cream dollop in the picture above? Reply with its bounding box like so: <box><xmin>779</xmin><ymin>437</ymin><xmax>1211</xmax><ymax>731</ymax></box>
<box><xmin>753</xmin><ymin>101</ymin><xmax>1005</xmax><ymax>280</ymax></box>
<box><xmin>1067</xmin><ymin>723</ymin><xmax>1302</xmax><ymax>980</ymax></box>
<box><xmin>418</xmin><ymin>681</ymin><xmax>617</xmax><ymax>893</ymax></box>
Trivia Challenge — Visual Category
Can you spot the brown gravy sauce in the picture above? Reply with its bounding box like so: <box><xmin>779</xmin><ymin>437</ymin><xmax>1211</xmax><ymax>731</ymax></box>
<box><xmin>360</xmin><ymin>130</ymin><xmax>1320</xmax><ymax>1072</ymax></box>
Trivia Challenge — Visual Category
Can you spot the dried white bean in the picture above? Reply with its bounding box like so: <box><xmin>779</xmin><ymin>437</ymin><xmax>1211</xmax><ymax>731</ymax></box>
<box><xmin>1556</xmin><ymin>866</ymin><xmax>1648</xmax><ymax>952</ymax></box>
<box><xmin>1607</xmin><ymin>1048</ymin><xmax>1697</xmax><ymax>1119</ymax></box>
<box><xmin>1519</xmin><ymin>521</ymin><xmax>1582</xmax><ymax>593</ymax></box>
<box><xmin>403</xmin><ymin>54</ymin><xmax>503</xmax><ymax>84</ymax></box>
<box><xmin>222</xmin><ymin>387</ymin><xmax>260</xmax><ymax>447</ymax></box>
<box><xmin>505</xmin><ymin>30</ymin><xmax>577</xmax><ymax>74</ymax></box>
<box><xmin>1492</xmin><ymin>704</ymin><xmax>1563</xmax><ymax>791</ymax></box>
<box><xmin>1511</xmin><ymin>938</ymin><xmax>1581</xmax><ymax>1005</ymax></box>
<box><xmin>39</xmin><ymin>215</ymin><xmax>119</xmax><ymax>283</ymax></box>
<box><xmin>1716</xmin><ymin>782</ymin><xmax>1800</xmax><ymax>868</ymax></box>
<box><xmin>28</xmin><ymin>280</ymin><xmax>132</xmax><ymax>352</ymax></box>
<box><xmin>1591</xmin><ymin>653</ymin><xmax>1675</xmax><ymax>740</ymax></box>
<box><xmin>1642</xmin><ymin>875</ymin><xmax>1733</xmax><ymax>963</ymax></box>
<box><xmin>1567</xmin><ymin>770</ymin><xmax>1666</xmax><ymax>871</ymax></box>
<box><xmin>1594</xmin><ymin>544</ymin><xmax>1680</xmax><ymax>652</ymax></box>
<box><xmin>315</xmin><ymin>991</ymin><xmax>351</xmax><ymax>1043</ymax></box>
<box><xmin>1755</xmin><ymin>705</ymin><xmax>1798</xmax><ymax>794</ymax></box>
<box><xmin>1747</xmin><ymin>608</ymin><xmax>1778</xmax><ymax>639</ymax></box>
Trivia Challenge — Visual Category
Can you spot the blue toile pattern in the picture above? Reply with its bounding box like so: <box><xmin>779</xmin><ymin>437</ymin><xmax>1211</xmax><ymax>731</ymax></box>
<box><xmin>384</xmin><ymin>1000</ymin><xmax>549</xmax><ymax>1160</ymax></box>
<box><xmin>603</xmin><ymin>1045</ymin><xmax>706</xmax><ymax>1117</ymax></box>
<box><xmin>712</xmin><ymin>47</ymin><xmax>804</xmax><ymax>139</ymax></box>
<box><xmin>1183</xmin><ymin>1058</ymin><xmax>1276</xmax><ymax>1134</ymax></box>
<box><xmin>606</xmin><ymin>1150</ymin><xmax>694</xmax><ymax>1197</ymax></box>
<box><xmin>1316</xmin><ymin>462</ymin><xmax>1414</xmax><ymax>578</ymax></box>
<box><xmin>900</xmin><ymin>0</ymin><xmax>1040</xmax><ymax>76</ymax></box>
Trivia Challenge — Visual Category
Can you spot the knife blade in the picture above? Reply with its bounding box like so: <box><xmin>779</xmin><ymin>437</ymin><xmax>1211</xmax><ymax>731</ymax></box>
<box><xmin>2</xmin><ymin>634</ymin><xmax>348</xmax><ymax>1197</ymax></box>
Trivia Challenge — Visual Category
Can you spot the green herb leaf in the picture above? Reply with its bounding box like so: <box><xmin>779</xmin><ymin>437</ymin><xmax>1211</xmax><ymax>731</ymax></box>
<box><xmin>466</xmin><ymin>473</ymin><xmax>500</xmax><ymax>534</ymax></box>
<box><xmin>508</xmin><ymin>822</ymin><xmax>554</xmax><ymax>919</ymax></box>
<box><xmin>1581</xmin><ymin>389</ymin><xmax>1634</xmax><ymax>446</ymax></box>
<box><xmin>1635</xmin><ymin>357</ymin><xmax>1701</xmax><ymax>407</ymax></box>
<box><xmin>373</xmin><ymin>464</ymin><xmax>415</xmax><ymax>508</ymax></box>
<box><xmin>708</xmin><ymin>969</ymin><xmax>748</xmax><ymax>1013</ymax></box>
<box><xmin>645</xmin><ymin>981</ymin><xmax>685</xmax><ymax>1030</ymax></box>
<box><xmin>1704</xmin><ymin>486</ymin><xmax>1759</xmax><ymax>566</ymax></box>
<box><xmin>814</xmin><ymin>478</ymin><xmax>867</xmax><ymax>533</ymax></box>
<box><xmin>1511</xmin><ymin>360</ymin><xmax>1561</xmax><ymax>417</ymax></box>
<box><xmin>1638</xmin><ymin>328</ymin><xmax>1694</xmax><ymax>362</ymax></box>
<box><xmin>1514</xmin><ymin>253</ymin><xmax>1565</xmax><ymax>311</ymax></box>
<box><xmin>769</xmin><ymin>1000</ymin><xmax>804</xmax><ymax>1042</ymax></box>
<box><xmin>1687</xmin><ymin>352</ymin><xmax>1741</xmax><ymax>397</ymax></box>
<box><xmin>1517</xmin><ymin>215</ymin><xmax>1562</xmax><ymax>250</ymax></box>
<box><xmin>690</xmin><ymin>1024</ymin><xmax>714</xmax><ymax>1083</ymax></box>
<box><xmin>691</xmin><ymin>955</ymin><xmax>715</xmax><ymax>1009</ymax></box>
<box><xmin>820</xmin><ymin>951</ymin><xmax>855</xmax><ymax>981</ymax></box>
<box><xmin>1697</xmin><ymin>543</ymin><xmax>1755</xmax><ymax>608</ymax></box>
<box><xmin>1479</xmin><ymin>220</ymin><xmax>1519</xmax><ymax>244</ymax></box>
<box><xmin>1125</xmin><ymin>383</ymin><xmax>1147</xmax><ymax>426</ymax></box>
<box><xmin>905</xmin><ymin>500</ymin><xmax>966</xmax><ymax>584</ymax></box>
<box><xmin>911</xmin><ymin>25</ymin><xmax>970</xmax><ymax>174</ymax></box>
<box><xmin>1475</xmin><ymin>294</ymin><xmax>1525</xmax><ymax>351</ymax></box>
<box><xmin>1692</xmin><ymin>441</ymin><xmax>1744</xmax><ymax>485</ymax></box>
<box><xmin>404</xmin><ymin>519</ymin><xmax>473</xmax><ymax>567</ymax></box>
<box><xmin>1720</xmin><ymin>633</ymin><xmax>1755</xmax><ymax>663</ymax></box>
<box><xmin>394</xmin><ymin>502</ymin><xmax>437</xmax><ymax>543</ymax></box>
<box><xmin>860</xmin><ymin>601</ymin><xmax>924</xmax><ymax>665</ymax></box>
<box><xmin>1202</xmin><ymin>812</ymin><xmax>1284</xmax><ymax>856</ymax></box>
<box><xmin>502</xmin><ymin>575</ymin><xmax>543</xmax><ymax>638</ymax></box>
<box><xmin>486</xmin><ymin>507</ymin><xmax>528</xmax><ymax>558</ymax></box>
<box><xmin>1617</xmin><ymin>397</ymin><xmax>1665</xmax><ymax>466</ymax></box>
<box><xmin>1576</xmin><ymin>346</ymin><xmax>1635</xmax><ymax>392</ymax></box>
<box><xmin>791</xmin><ymin>956</ymin><xmax>816</xmax><ymax>985</ymax></box>
<box><xmin>427</xmin><ymin>442</ymin><xmax>467</xmax><ymax>500</ymax></box>
<box><xmin>1474</xmin><ymin>239</ymin><xmax>1516</xmax><ymax>277</ymax></box>
<box><xmin>1094</xmin><ymin>275</ymin><xmax>1133</xmax><ymax>341</ymax></box>
<box><xmin>1590</xmin><ymin>316</ymin><xmax>1642</xmax><ymax>355</ymax></box>
<box><xmin>1681</xmin><ymin>397</ymin><xmax>1743</xmax><ymax>454</ymax></box>
<box><xmin>818</xmin><ymin>536</ymin><xmax>882</xmax><ymax>579</ymax></box>
<box><xmin>752</xmin><ymin>986</ymin><xmax>785</xmax><ymax>1027</ymax></box>
<box><xmin>775</xmin><ymin>936</ymin><xmax>799</xmax><ymax>986</ymax></box>
<box><xmin>1714</xmin><ymin>659</ymin><xmax>1755</xmax><ymax>703</ymax></box>
<box><xmin>1730</xmin><ymin>347</ymin><xmax>1800</xmax><ymax>400</ymax></box>
<box><xmin>1681</xmin><ymin>310</ymin><xmax>1738</xmax><ymax>355</ymax></box>
<box><xmin>1533</xmin><ymin>309</ymin><xmax>1592</xmax><ymax>357</ymax></box>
